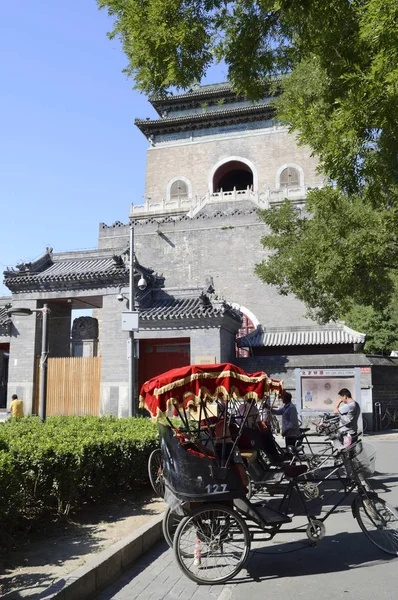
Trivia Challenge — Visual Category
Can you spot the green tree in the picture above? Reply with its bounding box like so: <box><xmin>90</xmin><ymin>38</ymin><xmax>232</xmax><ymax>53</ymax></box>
<box><xmin>254</xmin><ymin>192</ymin><xmax>398</xmax><ymax>352</ymax></box>
<box><xmin>343</xmin><ymin>304</ymin><xmax>398</xmax><ymax>355</ymax></box>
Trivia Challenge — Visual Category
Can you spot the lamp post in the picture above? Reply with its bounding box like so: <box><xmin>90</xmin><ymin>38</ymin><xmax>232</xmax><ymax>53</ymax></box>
<box><xmin>121</xmin><ymin>221</ymin><xmax>147</xmax><ymax>417</ymax></box>
<box><xmin>7</xmin><ymin>304</ymin><xmax>50</xmax><ymax>421</ymax></box>
<box><xmin>129</xmin><ymin>222</ymin><xmax>136</xmax><ymax>417</ymax></box>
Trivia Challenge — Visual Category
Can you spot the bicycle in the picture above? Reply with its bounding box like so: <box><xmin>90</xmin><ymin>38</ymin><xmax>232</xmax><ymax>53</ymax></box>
<box><xmin>140</xmin><ymin>363</ymin><xmax>398</xmax><ymax>585</ymax></box>
<box><xmin>148</xmin><ymin>448</ymin><xmax>165</xmax><ymax>498</ymax></box>
<box><xmin>380</xmin><ymin>404</ymin><xmax>398</xmax><ymax>430</ymax></box>
<box><xmin>171</xmin><ymin>439</ymin><xmax>398</xmax><ymax>584</ymax></box>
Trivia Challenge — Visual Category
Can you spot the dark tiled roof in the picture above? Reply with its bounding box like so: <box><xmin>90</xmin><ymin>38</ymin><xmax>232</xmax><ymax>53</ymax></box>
<box><xmin>140</xmin><ymin>295</ymin><xmax>241</xmax><ymax>323</ymax></box>
<box><xmin>151</xmin><ymin>83</ymin><xmax>233</xmax><ymax>104</ymax></box>
<box><xmin>150</xmin><ymin>79</ymin><xmax>283</xmax><ymax>108</ymax></box>
<box><xmin>0</xmin><ymin>305</ymin><xmax>10</xmax><ymax>325</ymax></box>
<box><xmin>237</xmin><ymin>325</ymin><xmax>366</xmax><ymax>348</ymax></box>
<box><xmin>135</xmin><ymin>103</ymin><xmax>275</xmax><ymax>137</ymax></box>
<box><xmin>4</xmin><ymin>256</ymin><xmax>128</xmax><ymax>292</ymax></box>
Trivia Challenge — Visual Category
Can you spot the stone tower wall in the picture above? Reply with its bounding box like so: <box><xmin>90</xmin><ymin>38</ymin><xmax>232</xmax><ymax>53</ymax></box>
<box><xmin>99</xmin><ymin>201</ymin><xmax>314</xmax><ymax>329</ymax></box>
<box><xmin>144</xmin><ymin>127</ymin><xmax>323</xmax><ymax>204</ymax></box>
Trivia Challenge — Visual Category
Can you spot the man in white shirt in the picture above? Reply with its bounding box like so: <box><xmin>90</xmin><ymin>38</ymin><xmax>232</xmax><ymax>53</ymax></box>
<box><xmin>333</xmin><ymin>388</ymin><xmax>359</xmax><ymax>444</ymax></box>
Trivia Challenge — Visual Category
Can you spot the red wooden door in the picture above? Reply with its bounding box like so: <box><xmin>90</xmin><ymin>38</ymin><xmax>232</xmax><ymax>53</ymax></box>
<box><xmin>139</xmin><ymin>338</ymin><xmax>190</xmax><ymax>389</ymax></box>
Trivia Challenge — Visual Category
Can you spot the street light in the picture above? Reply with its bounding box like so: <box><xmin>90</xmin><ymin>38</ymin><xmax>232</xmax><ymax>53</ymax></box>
<box><xmin>121</xmin><ymin>221</ymin><xmax>147</xmax><ymax>417</ymax></box>
<box><xmin>129</xmin><ymin>222</ymin><xmax>136</xmax><ymax>417</ymax></box>
<box><xmin>7</xmin><ymin>304</ymin><xmax>50</xmax><ymax>421</ymax></box>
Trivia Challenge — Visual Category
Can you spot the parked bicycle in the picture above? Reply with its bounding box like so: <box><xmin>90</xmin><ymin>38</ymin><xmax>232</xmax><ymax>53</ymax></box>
<box><xmin>148</xmin><ymin>448</ymin><xmax>165</xmax><ymax>498</ymax></box>
<box><xmin>380</xmin><ymin>403</ymin><xmax>398</xmax><ymax>430</ymax></box>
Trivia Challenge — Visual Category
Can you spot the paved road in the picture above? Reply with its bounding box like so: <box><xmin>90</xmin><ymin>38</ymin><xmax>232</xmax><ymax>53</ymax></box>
<box><xmin>96</xmin><ymin>438</ymin><xmax>398</xmax><ymax>600</ymax></box>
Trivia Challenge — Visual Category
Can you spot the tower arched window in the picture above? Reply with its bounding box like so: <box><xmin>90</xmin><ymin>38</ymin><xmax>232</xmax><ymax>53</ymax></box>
<box><xmin>170</xmin><ymin>180</ymin><xmax>188</xmax><ymax>201</ymax></box>
<box><xmin>280</xmin><ymin>167</ymin><xmax>300</xmax><ymax>187</ymax></box>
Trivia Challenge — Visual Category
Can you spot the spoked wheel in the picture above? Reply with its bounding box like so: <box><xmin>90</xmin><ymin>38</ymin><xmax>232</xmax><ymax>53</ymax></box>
<box><xmin>162</xmin><ymin>506</ymin><xmax>184</xmax><ymax>549</ymax></box>
<box><xmin>381</xmin><ymin>412</ymin><xmax>392</xmax><ymax>430</ymax></box>
<box><xmin>173</xmin><ymin>503</ymin><xmax>251</xmax><ymax>585</ymax></box>
<box><xmin>362</xmin><ymin>416</ymin><xmax>369</xmax><ymax>434</ymax></box>
<box><xmin>354</xmin><ymin>495</ymin><xmax>398</xmax><ymax>556</ymax></box>
<box><xmin>148</xmin><ymin>449</ymin><xmax>165</xmax><ymax>498</ymax></box>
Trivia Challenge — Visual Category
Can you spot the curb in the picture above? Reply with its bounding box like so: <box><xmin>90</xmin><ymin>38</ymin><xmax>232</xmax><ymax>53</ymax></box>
<box><xmin>40</xmin><ymin>512</ymin><xmax>164</xmax><ymax>600</ymax></box>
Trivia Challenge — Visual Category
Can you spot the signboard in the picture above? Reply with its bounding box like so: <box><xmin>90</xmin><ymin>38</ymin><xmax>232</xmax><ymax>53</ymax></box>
<box><xmin>194</xmin><ymin>356</ymin><xmax>216</xmax><ymax>365</ymax></box>
<box><xmin>299</xmin><ymin>369</ymin><xmax>355</xmax><ymax>377</ymax></box>
<box><xmin>300</xmin><ymin>369</ymin><xmax>356</xmax><ymax>412</ymax></box>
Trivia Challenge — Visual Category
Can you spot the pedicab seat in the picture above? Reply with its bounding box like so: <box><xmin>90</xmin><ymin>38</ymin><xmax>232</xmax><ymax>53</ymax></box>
<box><xmin>282</xmin><ymin>464</ymin><xmax>308</xmax><ymax>478</ymax></box>
<box><xmin>158</xmin><ymin>422</ymin><xmax>247</xmax><ymax>502</ymax></box>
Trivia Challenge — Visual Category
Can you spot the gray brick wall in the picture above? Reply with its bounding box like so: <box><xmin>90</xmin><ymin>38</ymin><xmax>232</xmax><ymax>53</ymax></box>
<box><xmin>144</xmin><ymin>128</ymin><xmax>323</xmax><ymax>202</ymax></box>
<box><xmin>7</xmin><ymin>299</ymin><xmax>40</xmax><ymax>414</ymax></box>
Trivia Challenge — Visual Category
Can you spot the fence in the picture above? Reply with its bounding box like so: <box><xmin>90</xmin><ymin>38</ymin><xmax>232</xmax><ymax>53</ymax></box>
<box><xmin>34</xmin><ymin>356</ymin><xmax>101</xmax><ymax>416</ymax></box>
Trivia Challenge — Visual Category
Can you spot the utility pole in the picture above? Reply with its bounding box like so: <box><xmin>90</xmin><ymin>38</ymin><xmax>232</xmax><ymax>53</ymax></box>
<box><xmin>128</xmin><ymin>222</ymin><xmax>136</xmax><ymax>417</ymax></box>
<box><xmin>39</xmin><ymin>303</ymin><xmax>49</xmax><ymax>421</ymax></box>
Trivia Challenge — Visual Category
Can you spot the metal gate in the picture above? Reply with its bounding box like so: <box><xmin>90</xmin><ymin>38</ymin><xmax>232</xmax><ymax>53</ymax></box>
<box><xmin>34</xmin><ymin>356</ymin><xmax>101</xmax><ymax>416</ymax></box>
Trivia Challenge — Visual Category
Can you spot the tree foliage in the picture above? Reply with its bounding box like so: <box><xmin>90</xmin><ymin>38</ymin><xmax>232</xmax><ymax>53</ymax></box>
<box><xmin>255</xmin><ymin>190</ymin><xmax>398</xmax><ymax>351</ymax></box>
<box><xmin>255</xmin><ymin>189</ymin><xmax>398</xmax><ymax>321</ymax></box>
<box><xmin>343</xmin><ymin>303</ymin><xmax>398</xmax><ymax>355</ymax></box>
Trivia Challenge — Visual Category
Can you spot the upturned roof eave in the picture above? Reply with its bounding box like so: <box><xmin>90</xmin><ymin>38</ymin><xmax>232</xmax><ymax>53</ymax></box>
<box><xmin>149</xmin><ymin>78</ymin><xmax>284</xmax><ymax>110</ymax></box>
<box><xmin>135</xmin><ymin>104</ymin><xmax>276</xmax><ymax>138</ymax></box>
<box><xmin>236</xmin><ymin>324</ymin><xmax>366</xmax><ymax>348</ymax></box>
<box><xmin>4</xmin><ymin>271</ymin><xmax>129</xmax><ymax>293</ymax></box>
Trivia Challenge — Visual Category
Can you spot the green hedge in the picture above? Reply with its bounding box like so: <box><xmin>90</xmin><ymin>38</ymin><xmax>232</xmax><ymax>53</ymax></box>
<box><xmin>0</xmin><ymin>415</ymin><xmax>159</xmax><ymax>532</ymax></box>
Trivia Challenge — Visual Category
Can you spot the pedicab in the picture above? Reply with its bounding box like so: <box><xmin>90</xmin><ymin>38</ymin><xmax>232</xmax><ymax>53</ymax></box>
<box><xmin>140</xmin><ymin>363</ymin><xmax>398</xmax><ymax>585</ymax></box>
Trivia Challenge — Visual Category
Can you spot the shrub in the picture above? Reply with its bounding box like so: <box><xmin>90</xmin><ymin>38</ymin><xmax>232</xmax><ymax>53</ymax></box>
<box><xmin>0</xmin><ymin>415</ymin><xmax>159</xmax><ymax>532</ymax></box>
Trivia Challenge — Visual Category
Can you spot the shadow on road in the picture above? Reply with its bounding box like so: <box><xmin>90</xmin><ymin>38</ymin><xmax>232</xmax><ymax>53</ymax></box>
<box><xmin>239</xmin><ymin>529</ymin><xmax>398</xmax><ymax>584</ymax></box>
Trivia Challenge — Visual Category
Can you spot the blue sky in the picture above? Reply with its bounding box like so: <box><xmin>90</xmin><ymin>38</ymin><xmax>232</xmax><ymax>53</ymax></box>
<box><xmin>0</xmin><ymin>2</ymin><xmax>227</xmax><ymax>296</ymax></box>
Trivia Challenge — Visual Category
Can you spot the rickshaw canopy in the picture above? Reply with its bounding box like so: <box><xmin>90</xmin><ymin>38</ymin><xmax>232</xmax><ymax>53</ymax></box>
<box><xmin>139</xmin><ymin>362</ymin><xmax>283</xmax><ymax>417</ymax></box>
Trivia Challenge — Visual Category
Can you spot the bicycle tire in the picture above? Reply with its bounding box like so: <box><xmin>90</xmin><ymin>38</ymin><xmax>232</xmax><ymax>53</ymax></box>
<box><xmin>148</xmin><ymin>449</ymin><xmax>165</xmax><ymax>498</ymax></box>
<box><xmin>362</xmin><ymin>416</ymin><xmax>368</xmax><ymax>434</ymax></box>
<box><xmin>353</xmin><ymin>495</ymin><xmax>398</xmax><ymax>556</ymax></box>
<box><xmin>173</xmin><ymin>503</ymin><xmax>251</xmax><ymax>585</ymax></box>
<box><xmin>381</xmin><ymin>411</ymin><xmax>392</xmax><ymax>430</ymax></box>
<box><xmin>162</xmin><ymin>506</ymin><xmax>184</xmax><ymax>549</ymax></box>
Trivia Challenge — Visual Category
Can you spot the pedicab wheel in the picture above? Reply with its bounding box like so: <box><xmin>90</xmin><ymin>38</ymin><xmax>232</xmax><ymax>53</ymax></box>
<box><xmin>173</xmin><ymin>503</ymin><xmax>251</xmax><ymax>585</ymax></box>
<box><xmin>162</xmin><ymin>506</ymin><xmax>184</xmax><ymax>549</ymax></box>
<box><xmin>353</xmin><ymin>495</ymin><xmax>398</xmax><ymax>555</ymax></box>
<box><xmin>148</xmin><ymin>449</ymin><xmax>165</xmax><ymax>498</ymax></box>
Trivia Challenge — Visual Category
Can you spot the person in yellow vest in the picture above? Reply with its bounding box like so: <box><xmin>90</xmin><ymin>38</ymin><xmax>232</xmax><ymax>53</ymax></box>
<box><xmin>8</xmin><ymin>394</ymin><xmax>24</xmax><ymax>418</ymax></box>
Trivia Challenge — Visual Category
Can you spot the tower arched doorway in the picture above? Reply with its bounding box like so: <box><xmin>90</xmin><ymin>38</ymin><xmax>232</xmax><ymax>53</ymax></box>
<box><xmin>213</xmin><ymin>160</ymin><xmax>254</xmax><ymax>192</ymax></box>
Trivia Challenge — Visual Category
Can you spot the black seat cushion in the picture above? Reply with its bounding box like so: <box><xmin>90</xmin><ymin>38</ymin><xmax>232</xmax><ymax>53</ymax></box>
<box><xmin>282</xmin><ymin>464</ymin><xmax>308</xmax><ymax>478</ymax></box>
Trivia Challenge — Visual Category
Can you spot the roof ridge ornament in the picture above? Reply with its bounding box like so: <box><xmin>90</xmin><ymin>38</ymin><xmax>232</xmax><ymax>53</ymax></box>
<box><xmin>112</xmin><ymin>254</ymin><xmax>125</xmax><ymax>268</ymax></box>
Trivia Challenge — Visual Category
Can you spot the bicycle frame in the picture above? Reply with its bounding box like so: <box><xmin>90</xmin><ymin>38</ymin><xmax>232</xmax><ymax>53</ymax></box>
<box><xmin>238</xmin><ymin>464</ymin><xmax>372</xmax><ymax>544</ymax></box>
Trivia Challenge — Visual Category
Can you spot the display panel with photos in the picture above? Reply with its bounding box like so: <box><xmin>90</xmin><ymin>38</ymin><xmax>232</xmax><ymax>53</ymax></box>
<box><xmin>301</xmin><ymin>377</ymin><xmax>355</xmax><ymax>411</ymax></box>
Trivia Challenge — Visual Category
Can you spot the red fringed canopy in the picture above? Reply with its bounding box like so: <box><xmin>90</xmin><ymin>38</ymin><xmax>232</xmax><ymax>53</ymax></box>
<box><xmin>139</xmin><ymin>362</ymin><xmax>283</xmax><ymax>417</ymax></box>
